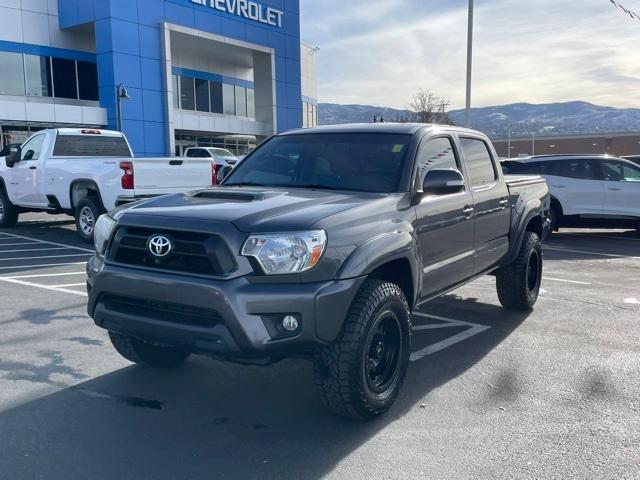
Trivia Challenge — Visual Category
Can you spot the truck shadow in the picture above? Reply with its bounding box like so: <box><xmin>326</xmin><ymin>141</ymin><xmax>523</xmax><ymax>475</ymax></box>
<box><xmin>0</xmin><ymin>295</ymin><xmax>530</xmax><ymax>479</ymax></box>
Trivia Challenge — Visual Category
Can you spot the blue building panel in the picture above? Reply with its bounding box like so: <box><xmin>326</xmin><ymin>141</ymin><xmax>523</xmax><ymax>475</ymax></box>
<box><xmin>57</xmin><ymin>0</ymin><xmax>303</xmax><ymax>156</ymax></box>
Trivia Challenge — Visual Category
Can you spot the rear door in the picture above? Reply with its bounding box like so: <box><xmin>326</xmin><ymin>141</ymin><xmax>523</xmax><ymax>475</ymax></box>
<box><xmin>414</xmin><ymin>135</ymin><xmax>475</xmax><ymax>298</ymax></box>
<box><xmin>598</xmin><ymin>159</ymin><xmax>640</xmax><ymax>218</ymax></box>
<box><xmin>544</xmin><ymin>159</ymin><xmax>604</xmax><ymax>216</ymax></box>
<box><xmin>458</xmin><ymin>136</ymin><xmax>510</xmax><ymax>274</ymax></box>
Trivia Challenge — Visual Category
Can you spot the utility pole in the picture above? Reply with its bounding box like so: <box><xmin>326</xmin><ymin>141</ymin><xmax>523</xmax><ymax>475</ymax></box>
<box><xmin>464</xmin><ymin>0</ymin><xmax>474</xmax><ymax>127</ymax></box>
<box><xmin>532</xmin><ymin>133</ymin><xmax>536</xmax><ymax>156</ymax></box>
<box><xmin>507</xmin><ymin>126</ymin><xmax>511</xmax><ymax>158</ymax></box>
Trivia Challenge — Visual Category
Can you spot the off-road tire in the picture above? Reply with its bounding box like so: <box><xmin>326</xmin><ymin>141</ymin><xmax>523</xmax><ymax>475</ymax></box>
<box><xmin>313</xmin><ymin>279</ymin><xmax>411</xmax><ymax>420</ymax></box>
<box><xmin>109</xmin><ymin>332</ymin><xmax>190</xmax><ymax>368</ymax></box>
<box><xmin>75</xmin><ymin>197</ymin><xmax>105</xmax><ymax>243</ymax></box>
<box><xmin>496</xmin><ymin>231</ymin><xmax>543</xmax><ymax>311</ymax></box>
<box><xmin>0</xmin><ymin>185</ymin><xmax>19</xmax><ymax>228</ymax></box>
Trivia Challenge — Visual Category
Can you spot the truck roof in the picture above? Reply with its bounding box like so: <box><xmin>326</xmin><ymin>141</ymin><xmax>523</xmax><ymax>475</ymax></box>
<box><xmin>282</xmin><ymin>123</ymin><xmax>483</xmax><ymax>136</ymax></box>
<box><xmin>55</xmin><ymin>128</ymin><xmax>124</xmax><ymax>137</ymax></box>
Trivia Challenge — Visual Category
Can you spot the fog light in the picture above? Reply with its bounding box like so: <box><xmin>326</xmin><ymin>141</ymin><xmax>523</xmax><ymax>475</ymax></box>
<box><xmin>282</xmin><ymin>315</ymin><xmax>299</xmax><ymax>332</ymax></box>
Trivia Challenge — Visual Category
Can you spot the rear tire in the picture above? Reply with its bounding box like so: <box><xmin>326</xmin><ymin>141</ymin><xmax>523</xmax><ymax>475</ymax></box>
<box><xmin>109</xmin><ymin>332</ymin><xmax>190</xmax><ymax>368</ymax></box>
<box><xmin>313</xmin><ymin>279</ymin><xmax>411</xmax><ymax>420</ymax></box>
<box><xmin>0</xmin><ymin>186</ymin><xmax>19</xmax><ymax>228</ymax></box>
<box><xmin>547</xmin><ymin>205</ymin><xmax>560</xmax><ymax>238</ymax></box>
<box><xmin>496</xmin><ymin>231</ymin><xmax>543</xmax><ymax>311</ymax></box>
<box><xmin>75</xmin><ymin>197</ymin><xmax>105</xmax><ymax>243</ymax></box>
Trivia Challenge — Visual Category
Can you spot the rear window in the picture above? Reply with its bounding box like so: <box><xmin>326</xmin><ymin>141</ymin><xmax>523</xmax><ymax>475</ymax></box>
<box><xmin>52</xmin><ymin>135</ymin><xmax>132</xmax><ymax>157</ymax></box>
<box><xmin>186</xmin><ymin>149</ymin><xmax>211</xmax><ymax>158</ymax></box>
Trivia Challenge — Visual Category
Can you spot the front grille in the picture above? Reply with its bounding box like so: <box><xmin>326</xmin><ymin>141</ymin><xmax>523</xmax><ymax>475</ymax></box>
<box><xmin>109</xmin><ymin>226</ymin><xmax>236</xmax><ymax>276</ymax></box>
<box><xmin>102</xmin><ymin>294</ymin><xmax>222</xmax><ymax>328</ymax></box>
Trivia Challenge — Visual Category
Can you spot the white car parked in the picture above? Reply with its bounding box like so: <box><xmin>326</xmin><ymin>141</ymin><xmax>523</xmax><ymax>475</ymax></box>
<box><xmin>184</xmin><ymin>147</ymin><xmax>239</xmax><ymax>183</ymax></box>
<box><xmin>0</xmin><ymin>129</ymin><xmax>216</xmax><ymax>241</ymax></box>
<box><xmin>502</xmin><ymin>155</ymin><xmax>640</xmax><ymax>233</ymax></box>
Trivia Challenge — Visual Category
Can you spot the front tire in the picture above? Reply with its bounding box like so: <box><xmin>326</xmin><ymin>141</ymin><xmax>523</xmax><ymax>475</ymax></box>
<box><xmin>109</xmin><ymin>332</ymin><xmax>190</xmax><ymax>368</ymax></box>
<box><xmin>75</xmin><ymin>197</ymin><xmax>105</xmax><ymax>243</ymax></box>
<box><xmin>0</xmin><ymin>186</ymin><xmax>19</xmax><ymax>228</ymax></box>
<box><xmin>496</xmin><ymin>231</ymin><xmax>543</xmax><ymax>311</ymax></box>
<box><xmin>313</xmin><ymin>279</ymin><xmax>411</xmax><ymax>420</ymax></box>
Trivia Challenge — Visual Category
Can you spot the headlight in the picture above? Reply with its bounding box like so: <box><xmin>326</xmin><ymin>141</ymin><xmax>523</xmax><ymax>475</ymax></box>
<box><xmin>94</xmin><ymin>214</ymin><xmax>117</xmax><ymax>255</ymax></box>
<box><xmin>241</xmin><ymin>231</ymin><xmax>327</xmax><ymax>275</ymax></box>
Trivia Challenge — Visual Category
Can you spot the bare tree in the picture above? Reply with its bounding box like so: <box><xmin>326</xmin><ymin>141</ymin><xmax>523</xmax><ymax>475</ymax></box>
<box><xmin>407</xmin><ymin>89</ymin><xmax>452</xmax><ymax>125</ymax></box>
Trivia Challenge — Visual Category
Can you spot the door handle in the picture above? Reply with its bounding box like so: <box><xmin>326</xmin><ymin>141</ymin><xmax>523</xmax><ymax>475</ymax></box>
<box><xmin>29</xmin><ymin>166</ymin><xmax>37</xmax><ymax>170</ymax></box>
<box><xmin>462</xmin><ymin>206</ymin><xmax>475</xmax><ymax>216</ymax></box>
<box><xmin>608</xmin><ymin>187</ymin><xmax>621</xmax><ymax>191</ymax></box>
<box><xmin>499</xmin><ymin>199</ymin><xmax>509</xmax><ymax>207</ymax></box>
<box><xmin>552</xmin><ymin>185</ymin><xmax>567</xmax><ymax>188</ymax></box>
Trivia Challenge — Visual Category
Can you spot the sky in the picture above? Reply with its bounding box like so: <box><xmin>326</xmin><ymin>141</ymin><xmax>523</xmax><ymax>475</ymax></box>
<box><xmin>299</xmin><ymin>0</ymin><xmax>640</xmax><ymax>110</ymax></box>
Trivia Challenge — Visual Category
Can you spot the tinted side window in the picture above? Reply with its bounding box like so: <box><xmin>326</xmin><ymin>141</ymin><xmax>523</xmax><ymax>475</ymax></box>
<box><xmin>416</xmin><ymin>137</ymin><xmax>459</xmax><ymax>187</ymax></box>
<box><xmin>460</xmin><ymin>138</ymin><xmax>497</xmax><ymax>188</ymax></box>
<box><xmin>552</xmin><ymin>159</ymin><xmax>595</xmax><ymax>180</ymax></box>
<box><xmin>600</xmin><ymin>160</ymin><xmax>640</xmax><ymax>182</ymax></box>
<box><xmin>186</xmin><ymin>149</ymin><xmax>211</xmax><ymax>158</ymax></box>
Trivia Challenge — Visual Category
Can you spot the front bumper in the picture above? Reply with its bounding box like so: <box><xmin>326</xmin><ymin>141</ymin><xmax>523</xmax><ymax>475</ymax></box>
<box><xmin>86</xmin><ymin>257</ymin><xmax>365</xmax><ymax>360</ymax></box>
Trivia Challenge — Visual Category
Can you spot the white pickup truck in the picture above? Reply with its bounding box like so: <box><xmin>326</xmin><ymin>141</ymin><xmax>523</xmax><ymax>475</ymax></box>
<box><xmin>0</xmin><ymin>129</ymin><xmax>216</xmax><ymax>241</ymax></box>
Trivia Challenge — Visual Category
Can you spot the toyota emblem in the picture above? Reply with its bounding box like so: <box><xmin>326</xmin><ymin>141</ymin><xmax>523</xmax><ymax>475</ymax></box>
<box><xmin>148</xmin><ymin>235</ymin><xmax>172</xmax><ymax>258</ymax></box>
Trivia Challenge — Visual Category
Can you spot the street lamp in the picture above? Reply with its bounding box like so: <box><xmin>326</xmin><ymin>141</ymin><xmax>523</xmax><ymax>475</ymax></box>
<box><xmin>116</xmin><ymin>83</ymin><xmax>131</xmax><ymax>132</ymax></box>
<box><xmin>464</xmin><ymin>0</ymin><xmax>474</xmax><ymax>127</ymax></box>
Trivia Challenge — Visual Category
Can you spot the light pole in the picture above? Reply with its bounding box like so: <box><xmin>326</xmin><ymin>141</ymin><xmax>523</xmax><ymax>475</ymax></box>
<box><xmin>464</xmin><ymin>0</ymin><xmax>474</xmax><ymax>127</ymax></box>
<box><xmin>116</xmin><ymin>83</ymin><xmax>131</xmax><ymax>132</ymax></box>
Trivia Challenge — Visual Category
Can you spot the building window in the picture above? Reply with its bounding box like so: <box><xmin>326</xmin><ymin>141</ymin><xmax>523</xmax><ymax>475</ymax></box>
<box><xmin>24</xmin><ymin>54</ymin><xmax>51</xmax><ymax>97</ymax></box>
<box><xmin>246</xmin><ymin>88</ymin><xmax>255</xmax><ymax>118</ymax></box>
<box><xmin>172</xmin><ymin>75</ymin><xmax>179</xmax><ymax>109</ymax></box>
<box><xmin>0</xmin><ymin>51</ymin><xmax>25</xmax><ymax>96</ymax></box>
<box><xmin>180</xmin><ymin>76</ymin><xmax>195</xmax><ymax>110</ymax></box>
<box><xmin>195</xmin><ymin>78</ymin><xmax>210</xmax><ymax>112</ymax></box>
<box><xmin>51</xmin><ymin>57</ymin><xmax>78</xmax><ymax>99</ymax></box>
<box><xmin>210</xmin><ymin>81</ymin><xmax>223</xmax><ymax>114</ymax></box>
<box><xmin>223</xmin><ymin>84</ymin><xmax>235</xmax><ymax>115</ymax></box>
<box><xmin>77</xmin><ymin>60</ymin><xmax>99</xmax><ymax>101</ymax></box>
<box><xmin>234</xmin><ymin>85</ymin><xmax>247</xmax><ymax>117</ymax></box>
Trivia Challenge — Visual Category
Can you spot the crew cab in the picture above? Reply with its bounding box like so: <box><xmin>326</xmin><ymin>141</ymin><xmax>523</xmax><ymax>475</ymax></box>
<box><xmin>87</xmin><ymin>124</ymin><xmax>550</xmax><ymax>420</ymax></box>
<box><xmin>184</xmin><ymin>147</ymin><xmax>239</xmax><ymax>183</ymax></box>
<box><xmin>502</xmin><ymin>155</ymin><xmax>640</xmax><ymax>233</ymax></box>
<box><xmin>0</xmin><ymin>129</ymin><xmax>217</xmax><ymax>241</ymax></box>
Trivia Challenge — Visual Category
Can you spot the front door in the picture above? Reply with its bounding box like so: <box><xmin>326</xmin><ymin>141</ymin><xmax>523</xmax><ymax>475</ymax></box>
<box><xmin>599</xmin><ymin>159</ymin><xmax>640</xmax><ymax>218</ymax></box>
<box><xmin>458</xmin><ymin>136</ymin><xmax>511</xmax><ymax>274</ymax></box>
<box><xmin>545</xmin><ymin>158</ymin><xmax>604</xmax><ymax>217</ymax></box>
<box><xmin>6</xmin><ymin>134</ymin><xmax>47</xmax><ymax>207</ymax></box>
<box><xmin>414</xmin><ymin>136</ymin><xmax>475</xmax><ymax>299</ymax></box>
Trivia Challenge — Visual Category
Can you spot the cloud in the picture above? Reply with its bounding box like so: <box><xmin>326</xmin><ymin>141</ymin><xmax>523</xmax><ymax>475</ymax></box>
<box><xmin>300</xmin><ymin>0</ymin><xmax>640</xmax><ymax>109</ymax></box>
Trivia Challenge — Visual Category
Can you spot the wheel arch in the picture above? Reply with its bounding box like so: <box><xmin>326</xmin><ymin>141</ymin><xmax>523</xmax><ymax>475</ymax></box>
<box><xmin>69</xmin><ymin>179</ymin><xmax>105</xmax><ymax>211</ymax></box>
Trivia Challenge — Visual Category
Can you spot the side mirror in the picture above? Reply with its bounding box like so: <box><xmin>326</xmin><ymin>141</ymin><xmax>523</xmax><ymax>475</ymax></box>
<box><xmin>422</xmin><ymin>169</ymin><xmax>465</xmax><ymax>196</ymax></box>
<box><xmin>5</xmin><ymin>146</ymin><xmax>20</xmax><ymax>168</ymax></box>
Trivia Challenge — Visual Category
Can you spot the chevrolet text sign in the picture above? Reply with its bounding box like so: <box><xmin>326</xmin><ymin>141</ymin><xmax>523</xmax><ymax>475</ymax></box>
<box><xmin>191</xmin><ymin>0</ymin><xmax>284</xmax><ymax>28</ymax></box>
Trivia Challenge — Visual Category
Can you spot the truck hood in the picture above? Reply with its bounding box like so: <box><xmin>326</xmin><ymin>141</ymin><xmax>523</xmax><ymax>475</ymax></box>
<box><xmin>119</xmin><ymin>187</ymin><xmax>388</xmax><ymax>232</ymax></box>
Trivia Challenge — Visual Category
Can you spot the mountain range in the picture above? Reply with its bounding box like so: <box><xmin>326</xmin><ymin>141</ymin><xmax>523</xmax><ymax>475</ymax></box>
<box><xmin>318</xmin><ymin>101</ymin><xmax>640</xmax><ymax>139</ymax></box>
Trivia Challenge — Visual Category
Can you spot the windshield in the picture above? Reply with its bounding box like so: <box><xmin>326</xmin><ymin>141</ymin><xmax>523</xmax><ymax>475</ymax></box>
<box><xmin>212</xmin><ymin>148</ymin><xmax>236</xmax><ymax>158</ymax></box>
<box><xmin>223</xmin><ymin>133</ymin><xmax>412</xmax><ymax>193</ymax></box>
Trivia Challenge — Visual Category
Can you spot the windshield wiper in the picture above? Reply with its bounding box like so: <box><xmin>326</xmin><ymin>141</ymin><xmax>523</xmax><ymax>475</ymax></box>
<box><xmin>223</xmin><ymin>182</ymin><xmax>268</xmax><ymax>187</ymax></box>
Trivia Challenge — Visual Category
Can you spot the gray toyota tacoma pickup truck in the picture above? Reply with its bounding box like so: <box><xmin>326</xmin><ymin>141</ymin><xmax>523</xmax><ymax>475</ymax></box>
<box><xmin>87</xmin><ymin>123</ymin><xmax>550</xmax><ymax>420</ymax></box>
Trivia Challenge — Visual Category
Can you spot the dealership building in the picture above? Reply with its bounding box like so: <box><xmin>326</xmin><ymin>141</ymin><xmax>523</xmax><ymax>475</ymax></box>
<box><xmin>0</xmin><ymin>0</ymin><xmax>318</xmax><ymax>156</ymax></box>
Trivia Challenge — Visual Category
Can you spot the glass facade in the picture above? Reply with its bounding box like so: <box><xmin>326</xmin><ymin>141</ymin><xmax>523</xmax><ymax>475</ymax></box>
<box><xmin>0</xmin><ymin>51</ymin><xmax>98</xmax><ymax>101</ymax></box>
<box><xmin>173</xmin><ymin>74</ymin><xmax>254</xmax><ymax>119</ymax></box>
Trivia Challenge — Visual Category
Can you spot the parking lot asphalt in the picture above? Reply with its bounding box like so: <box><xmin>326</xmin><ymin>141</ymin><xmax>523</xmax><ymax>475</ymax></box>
<box><xmin>0</xmin><ymin>213</ymin><xmax>638</xmax><ymax>480</ymax></box>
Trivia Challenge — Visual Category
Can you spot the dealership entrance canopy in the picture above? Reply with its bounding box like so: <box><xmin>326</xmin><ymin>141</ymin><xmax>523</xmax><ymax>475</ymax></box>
<box><xmin>0</xmin><ymin>0</ymin><xmax>318</xmax><ymax>156</ymax></box>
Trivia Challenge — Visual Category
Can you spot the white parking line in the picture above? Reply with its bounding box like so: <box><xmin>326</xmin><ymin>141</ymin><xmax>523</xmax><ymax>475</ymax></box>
<box><xmin>0</xmin><ymin>253</ymin><xmax>91</xmax><ymax>262</ymax></box>
<box><xmin>0</xmin><ymin>242</ymin><xmax>40</xmax><ymax>246</ymax></box>
<box><xmin>0</xmin><ymin>276</ymin><xmax>87</xmax><ymax>297</ymax></box>
<box><xmin>559</xmin><ymin>232</ymin><xmax>640</xmax><ymax>242</ymax></box>
<box><xmin>0</xmin><ymin>261</ymin><xmax>86</xmax><ymax>270</ymax></box>
<box><xmin>0</xmin><ymin>232</ymin><xmax>94</xmax><ymax>253</ymax></box>
<box><xmin>51</xmin><ymin>283</ymin><xmax>86</xmax><ymax>288</ymax></box>
<box><xmin>545</xmin><ymin>246</ymin><xmax>640</xmax><ymax>260</ymax></box>
<box><xmin>5</xmin><ymin>271</ymin><xmax>86</xmax><ymax>279</ymax></box>
<box><xmin>542</xmin><ymin>277</ymin><xmax>591</xmax><ymax>285</ymax></box>
<box><xmin>0</xmin><ymin>247</ymin><xmax>72</xmax><ymax>253</ymax></box>
<box><xmin>410</xmin><ymin>312</ymin><xmax>491</xmax><ymax>362</ymax></box>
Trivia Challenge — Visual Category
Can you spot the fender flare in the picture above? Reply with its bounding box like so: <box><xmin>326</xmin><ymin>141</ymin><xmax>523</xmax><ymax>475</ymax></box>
<box><xmin>336</xmin><ymin>231</ymin><xmax>420</xmax><ymax>303</ymax></box>
<box><xmin>503</xmin><ymin>200</ymin><xmax>545</xmax><ymax>266</ymax></box>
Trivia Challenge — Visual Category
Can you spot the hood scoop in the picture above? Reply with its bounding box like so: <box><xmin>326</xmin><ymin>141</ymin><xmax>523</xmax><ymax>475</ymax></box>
<box><xmin>191</xmin><ymin>189</ymin><xmax>276</xmax><ymax>202</ymax></box>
